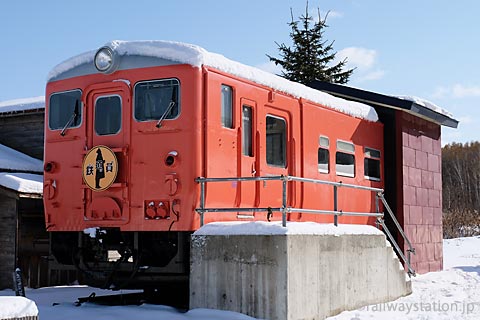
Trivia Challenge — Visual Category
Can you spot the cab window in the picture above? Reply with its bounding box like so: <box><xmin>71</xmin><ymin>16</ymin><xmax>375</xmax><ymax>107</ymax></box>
<box><xmin>134</xmin><ymin>79</ymin><xmax>180</xmax><ymax>121</ymax></box>
<box><xmin>266</xmin><ymin>115</ymin><xmax>286</xmax><ymax>167</ymax></box>
<box><xmin>49</xmin><ymin>89</ymin><xmax>82</xmax><ymax>130</ymax></box>
<box><xmin>95</xmin><ymin>95</ymin><xmax>121</xmax><ymax>135</ymax></box>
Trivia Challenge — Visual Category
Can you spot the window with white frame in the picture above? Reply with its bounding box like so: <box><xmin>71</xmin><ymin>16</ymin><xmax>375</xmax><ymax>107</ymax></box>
<box><xmin>318</xmin><ymin>136</ymin><xmax>329</xmax><ymax>173</ymax></box>
<box><xmin>336</xmin><ymin>140</ymin><xmax>355</xmax><ymax>177</ymax></box>
<box><xmin>221</xmin><ymin>85</ymin><xmax>233</xmax><ymax>128</ymax></box>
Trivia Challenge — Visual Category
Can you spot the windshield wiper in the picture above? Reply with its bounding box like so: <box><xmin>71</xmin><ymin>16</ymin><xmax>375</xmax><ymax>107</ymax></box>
<box><xmin>156</xmin><ymin>101</ymin><xmax>176</xmax><ymax>128</ymax></box>
<box><xmin>60</xmin><ymin>100</ymin><xmax>79</xmax><ymax>136</ymax></box>
<box><xmin>156</xmin><ymin>86</ymin><xmax>177</xmax><ymax>128</ymax></box>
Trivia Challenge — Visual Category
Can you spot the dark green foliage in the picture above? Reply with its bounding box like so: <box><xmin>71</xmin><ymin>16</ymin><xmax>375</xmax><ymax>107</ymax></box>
<box><xmin>267</xmin><ymin>2</ymin><xmax>354</xmax><ymax>85</ymax></box>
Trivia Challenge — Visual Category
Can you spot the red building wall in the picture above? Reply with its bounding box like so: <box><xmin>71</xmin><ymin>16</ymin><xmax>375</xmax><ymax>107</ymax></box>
<box><xmin>398</xmin><ymin>111</ymin><xmax>443</xmax><ymax>274</ymax></box>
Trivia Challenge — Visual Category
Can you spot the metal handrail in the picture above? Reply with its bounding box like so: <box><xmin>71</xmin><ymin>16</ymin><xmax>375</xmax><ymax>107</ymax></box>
<box><xmin>195</xmin><ymin>174</ymin><xmax>416</xmax><ymax>276</ymax></box>
<box><xmin>194</xmin><ymin>175</ymin><xmax>384</xmax><ymax>227</ymax></box>
<box><xmin>377</xmin><ymin>192</ymin><xmax>416</xmax><ymax>276</ymax></box>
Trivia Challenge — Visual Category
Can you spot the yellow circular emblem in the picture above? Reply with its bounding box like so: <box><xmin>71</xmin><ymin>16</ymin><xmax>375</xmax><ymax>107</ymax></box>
<box><xmin>82</xmin><ymin>145</ymin><xmax>118</xmax><ymax>191</ymax></box>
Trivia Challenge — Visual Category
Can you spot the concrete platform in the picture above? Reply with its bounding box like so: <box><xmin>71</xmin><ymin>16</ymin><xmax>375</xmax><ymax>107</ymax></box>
<box><xmin>190</xmin><ymin>222</ymin><xmax>412</xmax><ymax>320</ymax></box>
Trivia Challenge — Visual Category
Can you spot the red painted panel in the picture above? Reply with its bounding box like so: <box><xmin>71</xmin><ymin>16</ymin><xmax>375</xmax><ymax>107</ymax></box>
<box><xmin>403</xmin><ymin>185</ymin><xmax>417</xmax><ymax>206</ymax></box>
<box><xmin>403</xmin><ymin>146</ymin><xmax>416</xmax><ymax>167</ymax></box>
<box><xmin>421</xmin><ymin>170</ymin><xmax>434</xmax><ymax>189</ymax></box>
<box><xmin>434</xmin><ymin>242</ymin><xmax>443</xmax><ymax>260</ymax></box>
<box><xmin>433</xmin><ymin>172</ymin><xmax>442</xmax><ymax>191</ymax></box>
<box><xmin>409</xmin><ymin>167</ymin><xmax>422</xmax><ymax>187</ymax></box>
<box><xmin>422</xmin><ymin>207</ymin><xmax>434</xmax><ymax>225</ymax></box>
<box><xmin>416</xmin><ymin>187</ymin><xmax>429</xmax><ymax>207</ymax></box>
<box><xmin>425</xmin><ymin>243</ymin><xmax>435</xmax><ymax>261</ymax></box>
<box><xmin>421</xmin><ymin>135</ymin><xmax>434</xmax><ymax>154</ymax></box>
<box><xmin>408</xmin><ymin>133</ymin><xmax>422</xmax><ymax>150</ymax></box>
<box><xmin>428</xmin><ymin>153</ymin><xmax>440</xmax><ymax>173</ymax></box>
<box><xmin>409</xmin><ymin>205</ymin><xmax>423</xmax><ymax>225</ymax></box>
<box><xmin>433</xmin><ymin>207</ymin><xmax>443</xmax><ymax>226</ymax></box>
<box><xmin>428</xmin><ymin>189</ymin><xmax>441</xmax><ymax>208</ymax></box>
<box><xmin>415</xmin><ymin>150</ymin><xmax>428</xmax><ymax>170</ymax></box>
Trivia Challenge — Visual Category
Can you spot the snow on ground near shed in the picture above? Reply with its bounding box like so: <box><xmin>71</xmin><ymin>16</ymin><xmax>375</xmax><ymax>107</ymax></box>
<box><xmin>48</xmin><ymin>40</ymin><xmax>378</xmax><ymax>122</ymax></box>
<box><xmin>0</xmin><ymin>173</ymin><xmax>43</xmax><ymax>194</ymax></box>
<box><xmin>193</xmin><ymin>221</ymin><xmax>384</xmax><ymax>236</ymax></box>
<box><xmin>0</xmin><ymin>96</ymin><xmax>44</xmax><ymax>113</ymax></box>
<box><xmin>328</xmin><ymin>236</ymin><xmax>480</xmax><ymax>320</ymax></box>
<box><xmin>0</xmin><ymin>144</ymin><xmax>43</xmax><ymax>172</ymax></box>
<box><xmin>0</xmin><ymin>296</ymin><xmax>38</xmax><ymax>318</ymax></box>
<box><xmin>1</xmin><ymin>235</ymin><xmax>479</xmax><ymax>319</ymax></box>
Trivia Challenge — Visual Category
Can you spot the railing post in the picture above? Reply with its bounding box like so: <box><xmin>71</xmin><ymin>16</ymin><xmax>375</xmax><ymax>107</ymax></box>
<box><xmin>282</xmin><ymin>176</ymin><xmax>287</xmax><ymax>227</ymax></box>
<box><xmin>333</xmin><ymin>185</ymin><xmax>338</xmax><ymax>227</ymax></box>
<box><xmin>200</xmin><ymin>179</ymin><xmax>205</xmax><ymax>227</ymax></box>
<box><xmin>375</xmin><ymin>192</ymin><xmax>380</xmax><ymax>229</ymax></box>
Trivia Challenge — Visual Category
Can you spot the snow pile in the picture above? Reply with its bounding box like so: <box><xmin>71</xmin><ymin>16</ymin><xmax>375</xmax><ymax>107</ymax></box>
<box><xmin>193</xmin><ymin>221</ymin><xmax>383</xmax><ymax>236</ymax></box>
<box><xmin>0</xmin><ymin>173</ymin><xmax>43</xmax><ymax>194</ymax></box>
<box><xmin>48</xmin><ymin>40</ymin><xmax>378</xmax><ymax>122</ymax></box>
<box><xmin>0</xmin><ymin>144</ymin><xmax>43</xmax><ymax>172</ymax></box>
<box><xmin>0</xmin><ymin>296</ymin><xmax>38</xmax><ymax>318</ymax></box>
<box><xmin>395</xmin><ymin>95</ymin><xmax>453</xmax><ymax>118</ymax></box>
<box><xmin>0</xmin><ymin>96</ymin><xmax>45</xmax><ymax>114</ymax></box>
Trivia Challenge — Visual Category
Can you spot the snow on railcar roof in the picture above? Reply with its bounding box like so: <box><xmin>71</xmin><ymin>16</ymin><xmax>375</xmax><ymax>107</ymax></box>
<box><xmin>0</xmin><ymin>96</ymin><xmax>45</xmax><ymax>114</ymax></box>
<box><xmin>0</xmin><ymin>144</ymin><xmax>43</xmax><ymax>173</ymax></box>
<box><xmin>48</xmin><ymin>40</ymin><xmax>379</xmax><ymax>122</ymax></box>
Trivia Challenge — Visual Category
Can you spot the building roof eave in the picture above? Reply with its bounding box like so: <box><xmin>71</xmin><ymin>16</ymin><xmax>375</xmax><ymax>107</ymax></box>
<box><xmin>307</xmin><ymin>80</ymin><xmax>459</xmax><ymax>129</ymax></box>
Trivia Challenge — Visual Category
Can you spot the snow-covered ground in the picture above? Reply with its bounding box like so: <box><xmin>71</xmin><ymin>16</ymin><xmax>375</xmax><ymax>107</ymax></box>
<box><xmin>329</xmin><ymin>236</ymin><xmax>480</xmax><ymax>320</ymax></box>
<box><xmin>1</xmin><ymin>236</ymin><xmax>479</xmax><ymax>319</ymax></box>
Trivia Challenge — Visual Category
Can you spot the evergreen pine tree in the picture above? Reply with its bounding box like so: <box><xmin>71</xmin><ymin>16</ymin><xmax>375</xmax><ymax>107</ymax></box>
<box><xmin>267</xmin><ymin>2</ymin><xmax>354</xmax><ymax>85</ymax></box>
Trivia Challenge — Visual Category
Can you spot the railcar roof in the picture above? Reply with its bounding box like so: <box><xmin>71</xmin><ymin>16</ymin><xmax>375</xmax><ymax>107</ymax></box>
<box><xmin>48</xmin><ymin>40</ymin><xmax>379</xmax><ymax>122</ymax></box>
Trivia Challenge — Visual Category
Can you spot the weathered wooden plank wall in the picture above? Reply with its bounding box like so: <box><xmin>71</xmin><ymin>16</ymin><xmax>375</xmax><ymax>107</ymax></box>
<box><xmin>0</xmin><ymin>112</ymin><xmax>44</xmax><ymax>160</ymax></box>
<box><xmin>0</xmin><ymin>192</ymin><xmax>17</xmax><ymax>289</ymax></box>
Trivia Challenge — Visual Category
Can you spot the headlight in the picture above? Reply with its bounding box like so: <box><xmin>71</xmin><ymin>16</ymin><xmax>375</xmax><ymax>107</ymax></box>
<box><xmin>94</xmin><ymin>46</ymin><xmax>117</xmax><ymax>73</ymax></box>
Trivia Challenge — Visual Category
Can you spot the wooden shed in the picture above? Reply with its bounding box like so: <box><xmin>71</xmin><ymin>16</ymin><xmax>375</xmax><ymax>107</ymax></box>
<box><xmin>0</xmin><ymin>97</ymin><xmax>78</xmax><ymax>289</ymax></box>
<box><xmin>0</xmin><ymin>97</ymin><xmax>45</xmax><ymax>160</ymax></box>
<box><xmin>0</xmin><ymin>144</ymin><xmax>45</xmax><ymax>289</ymax></box>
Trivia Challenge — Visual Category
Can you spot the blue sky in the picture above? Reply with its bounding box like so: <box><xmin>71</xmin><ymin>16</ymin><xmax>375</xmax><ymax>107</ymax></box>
<box><xmin>0</xmin><ymin>0</ymin><xmax>476</xmax><ymax>145</ymax></box>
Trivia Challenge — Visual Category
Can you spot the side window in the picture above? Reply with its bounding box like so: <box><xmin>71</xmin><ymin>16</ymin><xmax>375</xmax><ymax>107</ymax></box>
<box><xmin>242</xmin><ymin>105</ymin><xmax>253</xmax><ymax>156</ymax></box>
<box><xmin>364</xmin><ymin>147</ymin><xmax>381</xmax><ymax>181</ymax></box>
<box><xmin>336</xmin><ymin>140</ymin><xmax>355</xmax><ymax>177</ymax></box>
<box><xmin>49</xmin><ymin>89</ymin><xmax>82</xmax><ymax>130</ymax></box>
<box><xmin>221</xmin><ymin>85</ymin><xmax>233</xmax><ymax>128</ymax></box>
<box><xmin>134</xmin><ymin>79</ymin><xmax>180</xmax><ymax>121</ymax></box>
<box><xmin>318</xmin><ymin>136</ymin><xmax>329</xmax><ymax>173</ymax></box>
<box><xmin>95</xmin><ymin>95</ymin><xmax>121</xmax><ymax>136</ymax></box>
<box><xmin>266</xmin><ymin>115</ymin><xmax>286</xmax><ymax>167</ymax></box>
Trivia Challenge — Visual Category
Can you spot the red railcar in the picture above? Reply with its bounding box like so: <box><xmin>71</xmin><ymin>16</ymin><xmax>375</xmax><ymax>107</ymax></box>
<box><xmin>44</xmin><ymin>41</ymin><xmax>383</xmax><ymax>288</ymax></box>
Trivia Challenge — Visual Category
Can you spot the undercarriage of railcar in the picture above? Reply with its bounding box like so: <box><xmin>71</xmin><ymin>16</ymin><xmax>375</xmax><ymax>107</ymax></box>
<box><xmin>50</xmin><ymin>230</ymin><xmax>191</xmax><ymax>290</ymax></box>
